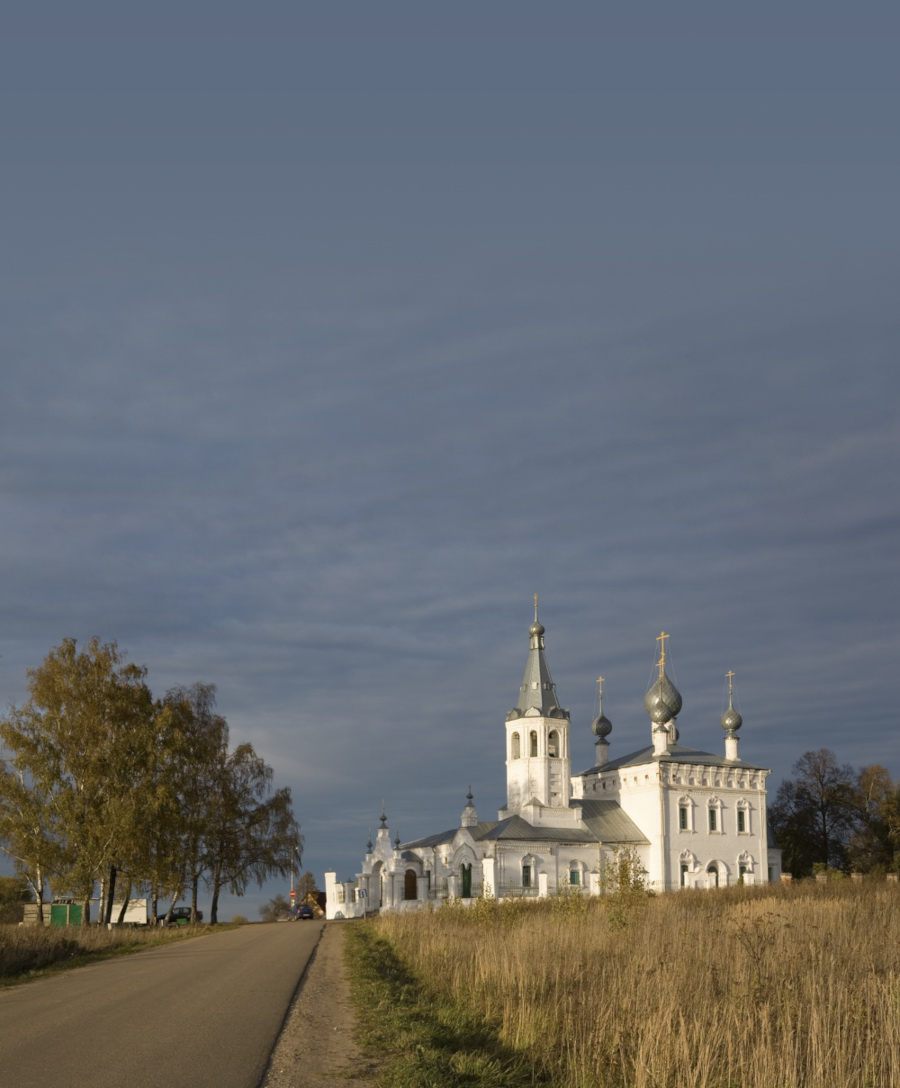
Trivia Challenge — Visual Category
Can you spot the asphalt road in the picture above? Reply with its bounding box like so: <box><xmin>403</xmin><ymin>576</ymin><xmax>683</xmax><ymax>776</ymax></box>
<box><xmin>0</xmin><ymin>920</ymin><xmax>325</xmax><ymax>1088</ymax></box>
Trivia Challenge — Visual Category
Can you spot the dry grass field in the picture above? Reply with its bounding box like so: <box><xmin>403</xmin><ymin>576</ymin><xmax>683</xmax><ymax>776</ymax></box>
<box><xmin>357</xmin><ymin>880</ymin><xmax>900</xmax><ymax>1088</ymax></box>
<box><xmin>0</xmin><ymin>921</ymin><xmax>206</xmax><ymax>982</ymax></box>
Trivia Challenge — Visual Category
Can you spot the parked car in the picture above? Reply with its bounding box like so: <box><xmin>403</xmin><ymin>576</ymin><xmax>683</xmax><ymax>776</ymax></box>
<box><xmin>296</xmin><ymin>905</ymin><xmax>314</xmax><ymax>920</ymax></box>
<box><xmin>157</xmin><ymin>906</ymin><xmax>202</xmax><ymax>925</ymax></box>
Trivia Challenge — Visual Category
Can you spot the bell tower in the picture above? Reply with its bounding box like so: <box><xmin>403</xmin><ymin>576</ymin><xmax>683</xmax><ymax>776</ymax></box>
<box><xmin>502</xmin><ymin>598</ymin><xmax>571</xmax><ymax>814</ymax></box>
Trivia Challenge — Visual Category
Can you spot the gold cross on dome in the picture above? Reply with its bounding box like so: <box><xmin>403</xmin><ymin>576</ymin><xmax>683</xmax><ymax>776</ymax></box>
<box><xmin>656</xmin><ymin>631</ymin><xmax>669</xmax><ymax>672</ymax></box>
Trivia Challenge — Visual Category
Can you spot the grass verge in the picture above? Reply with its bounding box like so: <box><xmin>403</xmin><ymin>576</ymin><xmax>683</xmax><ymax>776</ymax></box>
<box><xmin>0</xmin><ymin>923</ymin><xmax>218</xmax><ymax>986</ymax></box>
<box><xmin>345</xmin><ymin>920</ymin><xmax>548</xmax><ymax>1088</ymax></box>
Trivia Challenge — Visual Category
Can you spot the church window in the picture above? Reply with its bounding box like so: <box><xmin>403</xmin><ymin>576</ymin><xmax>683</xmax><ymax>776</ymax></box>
<box><xmin>336</xmin><ymin>885</ymin><xmax>345</xmax><ymax>904</ymax></box>
<box><xmin>707</xmin><ymin>864</ymin><xmax>719</xmax><ymax>888</ymax></box>
<box><xmin>511</xmin><ymin>732</ymin><xmax>520</xmax><ymax>760</ymax></box>
<box><xmin>461</xmin><ymin>863</ymin><xmax>472</xmax><ymax>898</ymax></box>
<box><xmin>680</xmin><ymin>863</ymin><xmax>689</xmax><ymax>887</ymax></box>
<box><xmin>404</xmin><ymin>869</ymin><xmax>418</xmax><ymax>900</ymax></box>
<box><xmin>737</xmin><ymin>809</ymin><xmax>746</xmax><ymax>833</ymax></box>
<box><xmin>708</xmin><ymin>798</ymin><xmax>723</xmax><ymax>833</ymax></box>
<box><xmin>548</xmin><ymin>730</ymin><xmax>559</xmax><ymax>757</ymax></box>
<box><xmin>569</xmin><ymin>865</ymin><xmax>581</xmax><ymax>886</ymax></box>
<box><xmin>522</xmin><ymin>863</ymin><xmax>532</xmax><ymax>888</ymax></box>
<box><xmin>530</xmin><ymin>731</ymin><xmax>538</xmax><ymax>757</ymax></box>
<box><xmin>679</xmin><ymin>805</ymin><xmax>689</xmax><ymax>831</ymax></box>
<box><xmin>738</xmin><ymin>865</ymin><xmax>747</xmax><ymax>882</ymax></box>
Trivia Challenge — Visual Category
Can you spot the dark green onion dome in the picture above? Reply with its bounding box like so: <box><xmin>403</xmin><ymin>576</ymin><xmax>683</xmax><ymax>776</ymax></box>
<box><xmin>592</xmin><ymin>709</ymin><xmax>613</xmax><ymax>739</ymax></box>
<box><xmin>591</xmin><ymin>684</ymin><xmax>613</xmax><ymax>739</ymax></box>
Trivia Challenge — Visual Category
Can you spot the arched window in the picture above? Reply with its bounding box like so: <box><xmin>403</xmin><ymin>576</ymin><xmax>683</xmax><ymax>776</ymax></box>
<box><xmin>461</xmin><ymin>863</ymin><xmax>473</xmax><ymax>898</ymax></box>
<box><xmin>548</xmin><ymin>730</ymin><xmax>559</xmax><ymax>757</ymax></box>
<box><xmin>529</xmin><ymin>730</ymin><xmax>538</xmax><ymax>757</ymax></box>
<box><xmin>736</xmin><ymin>799</ymin><xmax>750</xmax><ymax>834</ymax></box>
<box><xmin>708</xmin><ymin>797</ymin><xmax>723</xmax><ymax>833</ymax></box>
<box><xmin>522</xmin><ymin>862</ymin><xmax>532</xmax><ymax>888</ymax></box>
<box><xmin>511</xmin><ymin>732</ymin><xmax>520</xmax><ymax>760</ymax></box>
<box><xmin>569</xmin><ymin>862</ymin><xmax>581</xmax><ymax>886</ymax></box>
<box><xmin>707</xmin><ymin>863</ymin><xmax>719</xmax><ymax>888</ymax></box>
<box><xmin>404</xmin><ymin>869</ymin><xmax>418</xmax><ymax>900</ymax></box>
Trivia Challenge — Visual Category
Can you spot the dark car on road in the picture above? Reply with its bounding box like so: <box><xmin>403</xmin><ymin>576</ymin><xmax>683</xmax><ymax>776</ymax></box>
<box><xmin>157</xmin><ymin>906</ymin><xmax>202</xmax><ymax>925</ymax></box>
<box><xmin>296</xmin><ymin>905</ymin><xmax>314</xmax><ymax>920</ymax></box>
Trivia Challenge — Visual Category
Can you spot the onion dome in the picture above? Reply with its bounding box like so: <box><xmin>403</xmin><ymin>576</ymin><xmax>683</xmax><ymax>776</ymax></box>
<box><xmin>591</xmin><ymin>677</ymin><xmax>612</xmax><ymax>739</ymax></box>
<box><xmin>644</xmin><ymin>632</ymin><xmax>683</xmax><ymax>724</ymax></box>
<box><xmin>394</xmin><ymin>831</ymin><xmax>401</xmax><ymax>849</ymax></box>
<box><xmin>366</xmin><ymin>831</ymin><xmax>373</xmax><ymax>852</ymax></box>
<box><xmin>721</xmin><ymin>672</ymin><xmax>743</xmax><ymax>733</ymax></box>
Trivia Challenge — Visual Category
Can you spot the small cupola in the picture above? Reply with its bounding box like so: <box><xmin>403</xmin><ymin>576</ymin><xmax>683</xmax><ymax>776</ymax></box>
<box><xmin>591</xmin><ymin>676</ymin><xmax>612</xmax><ymax>766</ymax></box>
<box><xmin>461</xmin><ymin>785</ymin><xmax>478</xmax><ymax>827</ymax></box>
<box><xmin>721</xmin><ymin>670</ymin><xmax>743</xmax><ymax>760</ymax></box>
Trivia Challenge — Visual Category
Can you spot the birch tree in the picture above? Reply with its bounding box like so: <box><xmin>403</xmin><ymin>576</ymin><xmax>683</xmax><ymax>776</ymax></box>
<box><xmin>0</xmin><ymin>638</ymin><xmax>154</xmax><ymax>922</ymax></box>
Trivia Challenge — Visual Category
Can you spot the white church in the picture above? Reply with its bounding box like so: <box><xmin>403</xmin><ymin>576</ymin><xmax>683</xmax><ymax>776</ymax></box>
<box><xmin>325</xmin><ymin>609</ymin><xmax>781</xmax><ymax>917</ymax></box>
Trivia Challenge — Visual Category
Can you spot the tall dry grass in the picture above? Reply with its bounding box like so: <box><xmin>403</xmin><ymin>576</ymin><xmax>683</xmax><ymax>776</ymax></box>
<box><xmin>0</xmin><ymin>922</ymin><xmax>203</xmax><ymax>981</ymax></box>
<box><xmin>370</xmin><ymin>881</ymin><xmax>900</xmax><ymax>1087</ymax></box>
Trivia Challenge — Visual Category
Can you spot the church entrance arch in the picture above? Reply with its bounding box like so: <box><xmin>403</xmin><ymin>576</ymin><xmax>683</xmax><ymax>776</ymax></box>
<box><xmin>404</xmin><ymin>869</ymin><xmax>418</xmax><ymax>900</ymax></box>
<box><xmin>370</xmin><ymin>861</ymin><xmax>384</xmax><ymax>909</ymax></box>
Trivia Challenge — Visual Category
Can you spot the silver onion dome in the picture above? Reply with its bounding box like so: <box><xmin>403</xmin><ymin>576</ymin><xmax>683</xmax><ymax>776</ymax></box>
<box><xmin>644</xmin><ymin>634</ymin><xmax>683</xmax><ymax>724</ymax></box>
<box><xmin>721</xmin><ymin>673</ymin><xmax>743</xmax><ymax>733</ymax></box>
<box><xmin>644</xmin><ymin>670</ymin><xmax>682</xmax><ymax>723</ymax></box>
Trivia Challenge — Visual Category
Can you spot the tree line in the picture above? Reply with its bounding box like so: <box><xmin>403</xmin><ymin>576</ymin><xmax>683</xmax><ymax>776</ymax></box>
<box><xmin>770</xmin><ymin>748</ymin><xmax>900</xmax><ymax>877</ymax></box>
<box><xmin>0</xmin><ymin>638</ymin><xmax>300</xmax><ymax>925</ymax></box>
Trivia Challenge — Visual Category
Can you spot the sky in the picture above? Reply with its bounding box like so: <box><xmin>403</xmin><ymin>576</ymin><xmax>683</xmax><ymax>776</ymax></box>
<box><xmin>1</xmin><ymin>4</ymin><xmax>898</xmax><ymax>920</ymax></box>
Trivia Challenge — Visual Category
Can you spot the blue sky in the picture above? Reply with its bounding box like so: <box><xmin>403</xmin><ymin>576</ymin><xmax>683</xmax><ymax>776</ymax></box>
<box><xmin>2</xmin><ymin>5</ymin><xmax>898</xmax><ymax>918</ymax></box>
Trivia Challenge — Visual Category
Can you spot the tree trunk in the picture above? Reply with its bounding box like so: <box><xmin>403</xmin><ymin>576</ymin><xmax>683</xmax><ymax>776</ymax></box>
<box><xmin>28</xmin><ymin>866</ymin><xmax>45</xmax><ymax>924</ymax></box>
<box><xmin>209</xmin><ymin>883</ymin><xmax>220</xmax><ymax>925</ymax></box>
<box><xmin>80</xmin><ymin>894</ymin><xmax>91</xmax><ymax>926</ymax></box>
<box><xmin>98</xmin><ymin>874</ymin><xmax>108</xmax><ymax>927</ymax></box>
<box><xmin>104</xmin><ymin>865</ymin><xmax>118</xmax><ymax>925</ymax></box>
<box><xmin>115</xmin><ymin>883</ymin><xmax>131</xmax><ymax>925</ymax></box>
<box><xmin>190</xmin><ymin>876</ymin><xmax>199</xmax><ymax>923</ymax></box>
<box><xmin>150</xmin><ymin>885</ymin><xmax>159</xmax><ymax>926</ymax></box>
<box><xmin>161</xmin><ymin>889</ymin><xmax>179</xmax><ymax>925</ymax></box>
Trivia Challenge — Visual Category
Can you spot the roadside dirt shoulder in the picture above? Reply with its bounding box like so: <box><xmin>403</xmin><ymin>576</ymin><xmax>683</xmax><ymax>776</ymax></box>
<box><xmin>263</xmin><ymin>922</ymin><xmax>378</xmax><ymax>1088</ymax></box>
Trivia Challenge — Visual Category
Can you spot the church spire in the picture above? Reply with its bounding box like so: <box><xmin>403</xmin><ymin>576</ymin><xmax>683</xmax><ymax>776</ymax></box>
<box><xmin>507</xmin><ymin>596</ymin><xmax>568</xmax><ymax>721</ymax></box>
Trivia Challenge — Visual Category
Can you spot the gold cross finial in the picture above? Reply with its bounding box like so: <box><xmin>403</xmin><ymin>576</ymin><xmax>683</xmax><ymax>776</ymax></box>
<box><xmin>597</xmin><ymin>676</ymin><xmax>604</xmax><ymax>696</ymax></box>
<box><xmin>533</xmin><ymin>593</ymin><xmax>539</xmax><ymax>620</ymax></box>
<box><xmin>726</xmin><ymin>670</ymin><xmax>735</xmax><ymax>696</ymax></box>
<box><xmin>656</xmin><ymin>631</ymin><xmax>668</xmax><ymax>674</ymax></box>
